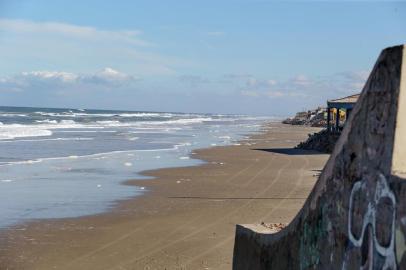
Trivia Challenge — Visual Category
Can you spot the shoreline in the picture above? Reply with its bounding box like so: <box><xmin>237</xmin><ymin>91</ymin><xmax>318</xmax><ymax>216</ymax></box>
<box><xmin>0</xmin><ymin>122</ymin><xmax>329</xmax><ymax>270</ymax></box>
<box><xmin>0</xmin><ymin>121</ymin><xmax>268</xmax><ymax>231</ymax></box>
<box><xmin>0</xmin><ymin>118</ymin><xmax>266</xmax><ymax>230</ymax></box>
<box><xmin>121</xmin><ymin>122</ymin><xmax>272</xmax><ymax>186</ymax></box>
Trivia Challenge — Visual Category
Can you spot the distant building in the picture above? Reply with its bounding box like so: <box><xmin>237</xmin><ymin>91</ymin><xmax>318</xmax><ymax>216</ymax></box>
<box><xmin>327</xmin><ymin>93</ymin><xmax>360</xmax><ymax>132</ymax></box>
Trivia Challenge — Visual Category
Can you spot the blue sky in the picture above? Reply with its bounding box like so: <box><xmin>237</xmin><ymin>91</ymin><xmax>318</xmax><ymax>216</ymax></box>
<box><xmin>0</xmin><ymin>0</ymin><xmax>405</xmax><ymax>116</ymax></box>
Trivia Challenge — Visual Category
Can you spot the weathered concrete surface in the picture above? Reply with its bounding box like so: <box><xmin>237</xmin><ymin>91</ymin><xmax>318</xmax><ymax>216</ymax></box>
<box><xmin>233</xmin><ymin>45</ymin><xmax>406</xmax><ymax>270</ymax></box>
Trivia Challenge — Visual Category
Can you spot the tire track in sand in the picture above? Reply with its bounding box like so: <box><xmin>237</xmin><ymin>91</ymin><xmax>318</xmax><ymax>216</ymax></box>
<box><xmin>182</xmin><ymin>155</ymin><xmax>311</xmax><ymax>269</ymax></box>
<box><xmin>60</xmin><ymin>159</ymin><xmax>262</xmax><ymax>270</ymax></box>
<box><xmin>114</xmin><ymin>155</ymin><xmax>289</xmax><ymax>270</ymax></box>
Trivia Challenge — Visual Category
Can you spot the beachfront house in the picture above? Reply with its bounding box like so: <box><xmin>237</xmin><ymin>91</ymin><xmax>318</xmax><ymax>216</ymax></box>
<box><xmin>326</xmin><ymin>93</ymin><xmax>360</xmax><ymax>132</ymax></box>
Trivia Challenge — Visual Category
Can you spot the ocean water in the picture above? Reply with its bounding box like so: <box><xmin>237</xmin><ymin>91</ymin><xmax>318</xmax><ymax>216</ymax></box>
<box><xmin>0</xmin><ymin>106</ymin><xmax>273</xmax><ymax>228</ymax></box>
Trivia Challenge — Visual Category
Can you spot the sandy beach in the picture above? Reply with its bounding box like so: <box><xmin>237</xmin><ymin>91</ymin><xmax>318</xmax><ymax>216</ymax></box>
<box><xmin>0</xmin><ymin>123</ymin><xmax>329</xmax><ymax>270</ymax></box>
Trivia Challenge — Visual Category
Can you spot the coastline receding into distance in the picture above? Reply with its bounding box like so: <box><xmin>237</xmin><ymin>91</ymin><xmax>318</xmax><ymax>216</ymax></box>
<box><xmin>0</xmin><ymin>106</ymin><xmax>276</xmax><ymax>228</ymax></box>
<box><xmin>0</xmin><ymin>122</ymin><xmax>328</xmax><ymax>269</ymax></box>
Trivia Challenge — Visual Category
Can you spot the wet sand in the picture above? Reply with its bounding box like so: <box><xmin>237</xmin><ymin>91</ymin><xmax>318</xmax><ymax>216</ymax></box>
<box><xmin>0</xmin><ymin>123</ymin><xmax>329</xmax><ymax>270</ymax></box>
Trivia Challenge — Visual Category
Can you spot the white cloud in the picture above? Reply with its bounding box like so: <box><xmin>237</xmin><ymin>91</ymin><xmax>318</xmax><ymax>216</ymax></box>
<box><xmin>175</xmin><ymin>70</ymin><xmax>370</xmax><ymax>103</ymax></box>
<box><xmin>235</xmin><ymin>70</ymin><xmax>369</xmax><ymax>102</ymax></box>
<box><xmin>338</xmin><ymin>70</ymin><xmax>370</xmax><ymax>82</ymax></box>
<box><xmin>333</xmin><ymin>70</ymin><xmax>370</xmax><ymax>90</ymax></box>
<box><xmin>20</xmin><ymin>71</ymin><xmax>78</xmax><ymax>82</ymax></box>
<box><xmin>0</xmin><ymin>68</ymin><xmax>138</xmax><ymax>92</ymax></box>
<box><xmin>0</xmin><ymin>19</ymin><xmax>150</xmax><ymax>47</ymax></box>
<box><xmin>267</xmin><ymin>79</ymin><xmax>277</xmax><ymax>86</ymax></box>
<box><xmin>81</xmin><ymin>68</ymin><xmax>138</xmax><ymax>86</ymax></box>
<box><xmin>292</xmin><ymin>74</ymin><xmax>312</xmax><ymax>86</ymax></box>
<box><xmin>0</xmin><ymin>19</ymin><xmax>183</xmax><ymax>76</ymax></box>
<box><xmin>221</xmin><ymin>74</ymin><xmax>277</xmax><ymax>88</ymax></box>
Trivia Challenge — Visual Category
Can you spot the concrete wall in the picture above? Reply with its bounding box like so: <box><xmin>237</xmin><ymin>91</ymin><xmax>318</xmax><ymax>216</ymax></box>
<box><xmin>233</xmin><ymin>45</ymin><xmax>406</xmax><ymax>270</ymax></box>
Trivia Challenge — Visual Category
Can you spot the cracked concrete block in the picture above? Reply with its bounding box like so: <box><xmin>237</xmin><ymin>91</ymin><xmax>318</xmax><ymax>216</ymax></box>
<box><xmin>233</xmin><ymin>45</ymin><xmax>406</xmax><ymax>270</ymax></box>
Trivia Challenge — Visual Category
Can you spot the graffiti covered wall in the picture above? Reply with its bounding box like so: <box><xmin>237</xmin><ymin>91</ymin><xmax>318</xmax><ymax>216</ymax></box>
<box><xmin>233</xmin><ymin>45</ymin><xmax>406</xmax><ymax>270</ymax></box>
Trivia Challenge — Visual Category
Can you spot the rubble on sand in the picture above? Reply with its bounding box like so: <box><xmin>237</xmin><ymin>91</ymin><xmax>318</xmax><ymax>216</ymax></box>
<box><xmin>295</xmin><ymin>129</ymin><xmax>340</xmax><ymax>153</ymax></box>
<box><xmin>260</xmin><ymin>222</ymin><xmax>286</xmax><ymax>233</ymax></box>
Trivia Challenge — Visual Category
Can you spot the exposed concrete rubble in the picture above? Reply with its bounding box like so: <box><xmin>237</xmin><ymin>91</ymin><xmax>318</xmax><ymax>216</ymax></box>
<box><xmin>295</xmin><ymin>129</ymin><xmax>340</xmax><ymax>153</ymax></box>
<box><xmin>259</xmin><ymin>222</ymin><xmax>286</xmax><ymax>233</ymax></box>
<box><xmin>233</xmin><ymin>45</ymin><xmax>406</xmax><ymax>269</ymax></box>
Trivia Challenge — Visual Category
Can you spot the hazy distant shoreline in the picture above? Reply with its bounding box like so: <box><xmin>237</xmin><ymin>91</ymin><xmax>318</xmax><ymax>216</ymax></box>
<box><xmin>0</xmin><ymin>106</ymin><xmax>273</xmax><ymax>228</ymax></box>
<box><xmin>0</xmin><ymin>122</ymin><xmax>328</xmax><ymax>269</ymax></box>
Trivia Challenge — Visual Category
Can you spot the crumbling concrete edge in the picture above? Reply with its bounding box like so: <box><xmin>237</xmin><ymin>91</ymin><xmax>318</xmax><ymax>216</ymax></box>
<box><xmin>233</xmin><ymin>44</ymin><xmax>406</xmax><ymax>270</ymax></box>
